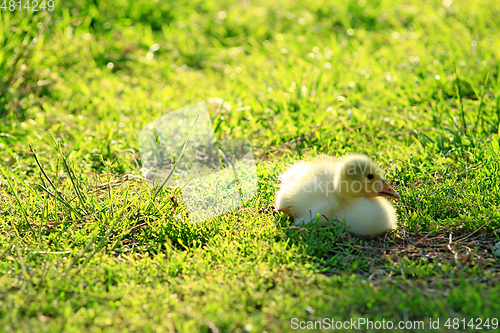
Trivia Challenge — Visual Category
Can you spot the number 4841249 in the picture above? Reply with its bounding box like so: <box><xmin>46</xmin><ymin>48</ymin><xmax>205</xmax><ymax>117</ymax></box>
<box><xmin>445</xmin><ymin>318</ymin><xmax>498</xmax><ymax>330</ymax></box>
<box><xmin>1</xmin><ymin>0</ymin><xmax>55</xmax><ymax>11</ymax></box>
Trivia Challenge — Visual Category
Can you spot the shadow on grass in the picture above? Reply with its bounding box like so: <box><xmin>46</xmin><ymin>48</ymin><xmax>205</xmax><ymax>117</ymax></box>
<box><xmin>277</xmin><ymin>213</ymin><xmax>500</xmax><ymax>287</ymax></box>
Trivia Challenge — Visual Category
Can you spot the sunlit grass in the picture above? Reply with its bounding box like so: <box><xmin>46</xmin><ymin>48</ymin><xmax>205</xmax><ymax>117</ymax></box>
<box><xmin>1</xmin><ymin>0</ymin><xmax>500</xmax><ymax>331</ymax></box>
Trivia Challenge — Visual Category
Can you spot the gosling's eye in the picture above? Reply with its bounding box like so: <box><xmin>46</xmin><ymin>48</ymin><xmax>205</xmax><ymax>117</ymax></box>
<box><xmin>367</xmin><ymin>174</ymin><xmax>374</xmax><ymax>179</ymax></box>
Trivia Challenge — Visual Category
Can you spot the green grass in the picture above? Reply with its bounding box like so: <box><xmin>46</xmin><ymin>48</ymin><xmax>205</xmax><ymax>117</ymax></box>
<box><xmin>1</xmin><ymin>0</ymin><xmax>500</xmax><ymax>331</ymax></box>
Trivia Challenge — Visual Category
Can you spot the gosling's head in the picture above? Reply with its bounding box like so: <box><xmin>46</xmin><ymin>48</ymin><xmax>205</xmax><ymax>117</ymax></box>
<box><xmin>335</xmin><ymin>154</ymin><xmax>400</xmax><ymax>199</ymax></box>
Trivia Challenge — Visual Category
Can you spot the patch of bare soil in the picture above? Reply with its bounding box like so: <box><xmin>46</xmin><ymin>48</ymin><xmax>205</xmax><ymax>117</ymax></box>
<box><xmin>346</xmin><ymin>227</ymin><xmax>500</xmax><ymax>286</ymax></box>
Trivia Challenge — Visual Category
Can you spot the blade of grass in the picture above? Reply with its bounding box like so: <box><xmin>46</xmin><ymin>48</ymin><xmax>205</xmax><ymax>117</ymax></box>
<box><xmin>0</xmin><ymin>244</ymin><xmax>13</xmax><ymax>261</ymax></box>
<box><xmin>474</xmin><ymin>73</ymin><xmax>489</xmax><ymax>134</ymax></box>
<box><xmin>0</xmin><ymin>168</ymin><xmax>37</xmax><ymax>239</ymax></box>
<box><xmin>454</xmin><ymin>67</ymin><xmax>467</xmax><ymax>136</ymax></box>
<box><xmin>29</xmin><ymin>144</ymin><xmax>82</xmax><ymax>217</ymax></box>
<box><xmin>146</xmin><ymin>113</ymin><xmax>200</xmax><ymax>211</ymax></box>
<box><xmin>496</xmin><ymin>68</ymin><xmax>500</xmax><ymax>134</ymax></box>
<box><xmin>50</xmin><ymin>133</ymin><xmax>88</xmax><ymax>214</ymax></box>
<box><xmin>13</xmin><ymin>241</ymin><xmax>34</xmax><ymax>286</ymax></box>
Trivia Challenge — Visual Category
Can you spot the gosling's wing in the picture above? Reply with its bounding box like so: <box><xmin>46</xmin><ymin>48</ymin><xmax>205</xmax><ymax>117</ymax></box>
<box><xmin>276</xmin><ymin>156</ymin><xmax>340</xmax><ymax>218</ymax></box>
<box><xmin>278</xmin><ymin>160</ymin><xmax>310</xmax><ymax>186</ymax></box>
<box><xmin>275</xmin><ymin>161</ymin><xmax>311</xmax><ymax>217</ymax></box>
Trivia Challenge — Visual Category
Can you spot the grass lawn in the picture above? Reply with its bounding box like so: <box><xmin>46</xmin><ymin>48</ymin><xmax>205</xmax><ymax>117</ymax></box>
<box><xmin>1</xmin><ymin>0</ymin><xmax>500</xmax><ymax>331</ymax></box>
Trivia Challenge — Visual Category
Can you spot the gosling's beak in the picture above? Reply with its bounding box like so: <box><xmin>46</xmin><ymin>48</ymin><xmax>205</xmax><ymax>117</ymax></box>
<box><xmin>378</xmin><ymin>179</ymin><xmax>400</xmax><ymax>199</ymax></box>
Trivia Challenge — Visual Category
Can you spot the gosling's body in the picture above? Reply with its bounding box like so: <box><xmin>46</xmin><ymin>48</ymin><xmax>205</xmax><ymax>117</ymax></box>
<box><xmin>338</xmin><ymin>196</ymin><xmax>397</xmax><ymax>236</ymax></box>
<box><xmin>275</xmin><ymin>154</ymin><xmax>399</xmax><ymax>237</ymax></box>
